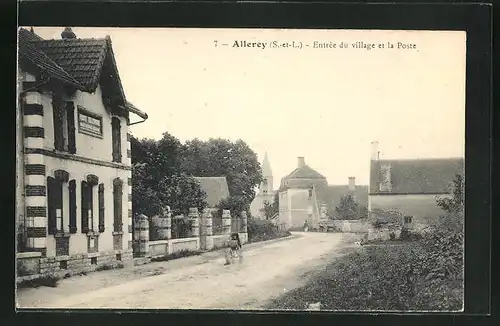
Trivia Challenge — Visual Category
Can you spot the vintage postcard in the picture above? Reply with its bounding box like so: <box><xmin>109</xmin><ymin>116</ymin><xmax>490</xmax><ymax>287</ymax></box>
<box><xmin>16</xmin><ymin>27</ymin><xmax>465</xmax><ymax>311</ymax></box>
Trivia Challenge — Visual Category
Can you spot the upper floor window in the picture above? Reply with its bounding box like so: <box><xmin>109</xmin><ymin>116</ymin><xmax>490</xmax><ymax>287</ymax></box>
<box><xmin>78</xmin><ymin>106</ymin><xmax>103</xmax><ymax>138</ymax></box>
<box><xmin>53</xmin><ymin>97</ymin><xmax>76</xmax><ymax>154</ymax></box>
<box><xmin>112</xmin><ymin>117</ymin><xmax>122</xmax><ymax>163</ymax></box>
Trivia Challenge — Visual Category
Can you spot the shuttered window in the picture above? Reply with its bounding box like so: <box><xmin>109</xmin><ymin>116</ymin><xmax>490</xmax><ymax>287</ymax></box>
<box><xmin>113</xmin><ymin>178</ymin><xmax>123</xmax><ymax>232</ymax></box>
<box><xmin>98</xmin><ymin>183</ymin><xmax>105</xmax><ymax>232</ymax></box>
<box><xmin>52</xmin><ymin>96</ymin><xmax>65</xmax><ymax>151</ymax></box>
<box><xmin>47</xmin><ymin>176</ymin><xmax>62</xmax><ymax>234</ymax></box>
<box><xmin>66</xmin><ymin>102</ymin><xmax>76</xmax><ymax>154</ymax></box>
<box><xmin>111</xmin><ymin>117</ymin><xmax>122</xmax><ymax>163</ymax></box>
<box><xmin>69</xmin><ymin>180</ymin><xmax>77</xmax><ymax>233</ymax></box>
<box><xmin>81</xmin><ymin>181</ymin><xmax>90</xmax><ymax>233</ymax></box>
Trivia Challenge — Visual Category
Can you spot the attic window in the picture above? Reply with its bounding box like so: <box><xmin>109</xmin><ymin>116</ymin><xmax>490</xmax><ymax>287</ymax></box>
<box><xmin>78</xmin><ymin>106</ymin><xmax>103</xmax><ymax>138</ymax></box>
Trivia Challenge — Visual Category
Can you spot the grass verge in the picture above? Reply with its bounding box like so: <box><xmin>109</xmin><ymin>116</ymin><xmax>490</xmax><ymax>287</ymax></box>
<box><xmin>265</xmin><ymin>240</ymin><xmax>463</xmax><ymax>312</ymax></box>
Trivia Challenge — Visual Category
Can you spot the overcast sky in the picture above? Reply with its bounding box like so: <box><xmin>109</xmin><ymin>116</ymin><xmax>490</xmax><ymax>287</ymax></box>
<box><xmin>28</xmin><ymin>27</ymin><xmax>466</xmax><ymax>188</ymax></box>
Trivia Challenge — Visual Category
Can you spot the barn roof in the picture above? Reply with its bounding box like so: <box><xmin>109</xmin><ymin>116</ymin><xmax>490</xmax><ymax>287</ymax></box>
<box><xmin>369</xmin><ymin>157</ymin><xmax>464</xmax><ymax>195</ymax></box>
<box><xmin>194</xmin><ymin>177</ymin><xmax>231</xmax><ymax>207</ymax></box>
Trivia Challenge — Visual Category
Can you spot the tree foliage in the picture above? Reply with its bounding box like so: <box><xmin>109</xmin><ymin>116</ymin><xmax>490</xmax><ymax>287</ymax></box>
<box><xmin>181</xmin><ymin>138</ymin><xmax>263</xmax><ymax>214</ymax></box>
<box><xmin>335</xmin><ymin>193</ymin><xmax>359</xmax><ymax>220</ymax></box>
<box><xmin>131</xmin><ymin>133</ymin><xmax>207</xmax><ymax>217</ymax></box>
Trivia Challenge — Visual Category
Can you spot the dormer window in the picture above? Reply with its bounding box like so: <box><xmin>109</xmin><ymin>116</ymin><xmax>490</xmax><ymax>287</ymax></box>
<box><xmin>379</xmin><ymin>163</ymin><xmax>392</xmax><ymax>192</ymax></box>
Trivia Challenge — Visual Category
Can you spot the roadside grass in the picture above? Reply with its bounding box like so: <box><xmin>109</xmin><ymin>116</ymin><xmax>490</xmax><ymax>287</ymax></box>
<box><xmin>150</xmin><ymin>249</ymin><xmax>202</xmax><ymax>262</ymax></box>
<box><xmin>266</xmin><ymin>234</ymin><xmax>463</xmax><ymax>312</ymax></box>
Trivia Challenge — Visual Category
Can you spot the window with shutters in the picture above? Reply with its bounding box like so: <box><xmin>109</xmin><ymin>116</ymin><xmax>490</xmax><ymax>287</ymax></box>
<box><xmin>98</xmin><ymin>183</ymin><xmax>105</xmax><ymax>232</ymax></box>
<box><xmin>66</xmin><ymin>102</ymin><xmax>77</xmax><ymax>153</ymax></box>
<box><xmin>111</xmin><ymin>117</ymin><xmax>122</xmax><ymax>163</ymax></box>
<box><xmin>47</xmin><ymin>171</ymin><xmax>70</xmax><ymax>234</ymax></box>
<box><xmin>52</xmin><ymin>95</ymin><xmax>68</xmax><ymax>152</ymax></box>
<box><xmin>113</xmin><ymin>178</ymin><xmax>123</xmax><ymax>232</ymax></box>
<box><xmin>69</xmin><ymin>180</ymin><xmax>77</xmax><ymax>233</ymax></box>
<box><xmin>81</xmin><ymin>181</ymin><xmax>90</xmax><ymax>233</ymax></box>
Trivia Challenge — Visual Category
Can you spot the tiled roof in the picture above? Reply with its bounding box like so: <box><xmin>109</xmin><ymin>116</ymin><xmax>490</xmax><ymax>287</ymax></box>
<box><xmin>369</xmin><ymin>157</ymin><xmax>464</xmax><ymax>195</ymax></box>
<box><xmin>194</xmin><ymin>177</ymin><xmax>231</xmax><ymax>208</ymax></box>
<box><xmin>283</xmin><ymin>164</ymin><xmax>326</xmax><ymax>180</ymax></box>
<box><xmin>35</xmin><ymin>38</ymin><xmax>109</xmax><ymax>93</ymax></box>
<box><xmin>18</xmin><ymin>28</ymin><xmax>147</xmax><ymax>119</ymax></box>
<box><xmin>18</xmin><ymin>28</ymin><xmax>84</xmax><ymax>90</ymax></box>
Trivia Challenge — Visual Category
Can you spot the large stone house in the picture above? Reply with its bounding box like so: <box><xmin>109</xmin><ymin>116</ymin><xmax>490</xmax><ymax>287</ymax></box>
<box><xmin>249</xmin><ymin>152</ymin><xmax>277</xmax><ymax>219</ymax></box>
<box><xmin>278</xmin><ymin>157</ymin><xmax>368</xmax><ymax>230</ymax></box>
<box><xmin>16</xmin><ymin>27</ymin><xmax>148</xmax><ymax>276</ymax></box>
<box><xmin>368</xmin><ymin>141</ymin><xmax>464</xmax><ymax>228</ymax></box>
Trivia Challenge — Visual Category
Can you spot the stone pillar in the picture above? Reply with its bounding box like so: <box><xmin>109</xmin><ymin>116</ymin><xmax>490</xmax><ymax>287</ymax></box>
<box><xmin>188</xmin><ymin>207</ymin><xmax>200</xmax><ymax>238</ymax></box>
<box><xmin>200</xmin><ymin>208</ymin><xmax>214</xmax><ymax>250</ymax></box>
<box><xmin>134</xmin><ymin>214</ymin><xmax>149</xmax><ymax>257</ymax></box>
<box><xmin>222</xmin><ymin>209</ymin><xmax>232</xmax><ymax>235</ymax></box>
<box><xmin>156</xmin><ymin>206</ymin><xmax>172</xmax><ymax>240</ymax></box>
<box><xmin>241</xmin><ymin>211</ymin><xmax>248</xmax><ymax>233</ymax></box>
<box><xmin>22</xmin><ymin>73</ymin><xmax>47</xmax><ymax>256</ymax></box>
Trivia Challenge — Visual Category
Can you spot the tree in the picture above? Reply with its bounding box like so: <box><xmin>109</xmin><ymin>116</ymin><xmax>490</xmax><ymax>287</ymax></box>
<box><xmin>182</xmin><ymin>138</ymin><xmax>263</xmax><ymax>213</ymax></box>
<box><xmin>435</xmin><ymin>173</ymin><xmax>464</xmax><ymax>231</ymax></box>
<box><xmin>131</xmin><ymin>133</ymin><xmax>207</xmax><ymax>217</ymax></box>
<box><xmin>335</xmin><ymin>193</ymin><xmax>359</xmax><ymax>220</ymax></box>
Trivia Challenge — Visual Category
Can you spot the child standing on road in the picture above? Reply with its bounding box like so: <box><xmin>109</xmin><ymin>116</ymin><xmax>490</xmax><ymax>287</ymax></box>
<box><xmin>224</xmin><ymin>232</ymin><xmax>243</xmax><ymax>265</ymax></box>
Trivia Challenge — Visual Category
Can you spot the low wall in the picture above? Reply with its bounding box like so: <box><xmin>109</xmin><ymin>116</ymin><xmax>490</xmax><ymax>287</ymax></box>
<box><xmin>212</xmin><ymin>234</ymin><xmax>228</xmax><ymax>249</ymax></box>
<box><xmin>168</xmin><ymin>237</ymin><xmax>200</xmax><ymax>254</ymax></box>
<box><xmin>17</xmin><ymin>249</ymin><xmax>133</xmax><ymax>283</ymax></box>
<box><xmin>17</xmin><ymin>252</ymin><xmax>42</xmax><ymax>277</ymax></box>
<box><xmin>326</xmin><ymin>220</ymin><xmax>371</xmax><ymax>233</ymax></box>
<box><xmin>149</xmin><ymin>240</ymin><xmax>169</xmax><ymax>258</ymax></box>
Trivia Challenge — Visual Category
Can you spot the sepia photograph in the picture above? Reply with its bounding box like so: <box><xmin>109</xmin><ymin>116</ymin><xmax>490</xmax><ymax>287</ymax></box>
<box><xmin>16</xmin><ymin>27</ymin><xmax>465</xmax><ymax>311</ymax></box>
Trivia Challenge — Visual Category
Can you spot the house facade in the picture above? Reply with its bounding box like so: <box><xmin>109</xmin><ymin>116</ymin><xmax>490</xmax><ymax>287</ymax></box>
<box><xmin>249</xmin><ymin>152</ymin><xmax>277</xmax><ymax>219</ymax></box>
<box><xmin>368</xmin><ymin>141</ymin><xmax>465</xmax><ymax>228</ymax></box>
<box><xmin>16</xmin><ymin>27</ymin><xmax>148</xmax><ymax>276</ymax></box>
<box><xmin>278</xmin><ymin>157</ymin><xmax>368</xmax><ymax>230</ymax></box>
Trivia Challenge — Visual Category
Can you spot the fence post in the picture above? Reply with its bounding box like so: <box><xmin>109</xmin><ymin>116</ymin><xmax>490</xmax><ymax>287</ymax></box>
<box><xmin>188</xmin><ymin>207</ymin><xmax>200</xmax><ymax>238</ymax></box>
<box><xmin>134</xmin><ymin>214</ymin><xmax>150</xmax><ymax>257</ymax></box>
<box><xmin>156</xmin><ymin>206</ymin><xmax>172</xmax><ymax>240</ymax></box>
<box><xmin>222</xmin><ymin>210</ymin><xmax>232</xmax><ymax>235</ymax></box>
<box><xmin>201</xmin><ymin>208</ymin><xmax>214</xmax><ymax>250</ymax></box>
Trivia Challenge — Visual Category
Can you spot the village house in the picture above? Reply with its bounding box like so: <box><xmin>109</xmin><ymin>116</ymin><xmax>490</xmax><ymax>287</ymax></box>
<box><xmin>249</xmin><ymin>152</ymin><xmax>277</xmax><ymax>219</ymax></box>
<box><xmin>278</xmin><ymin>157</ymin><xmax>368</xmax><ymax>230</ymax></box>
<box><xmin>16</xmin><ymin>27</ymin><xmax>148</xmax><ymax>277</ymax></box>
<box><xmin>368</xmin><ymin>141</ymin><xmax>465</xmax><ymax>229</ymax></box>
<box><xmin>193</xmin><ymin>176</ymin><xmax>231</xmax><ymax>212</ymax></box>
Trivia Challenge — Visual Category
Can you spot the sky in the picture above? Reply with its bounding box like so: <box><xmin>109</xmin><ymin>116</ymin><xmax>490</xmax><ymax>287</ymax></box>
<box><xmin>29</xmin><ymin>27</ymin><xmax>466</xmax><ymax>189</ymax></box>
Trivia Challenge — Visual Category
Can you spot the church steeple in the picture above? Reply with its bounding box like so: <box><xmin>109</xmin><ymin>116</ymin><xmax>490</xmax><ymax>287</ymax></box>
<box><xmin>259</xmin><ymin>152</ymin><xmax>274</xmax><ymax>195</ymax></box>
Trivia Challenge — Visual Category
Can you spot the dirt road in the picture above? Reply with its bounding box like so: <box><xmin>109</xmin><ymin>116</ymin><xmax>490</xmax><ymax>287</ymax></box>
<box><xmin>17</xmin><ymin>232</ymin><xmax>355</xmax><ymax>310</ymax></box>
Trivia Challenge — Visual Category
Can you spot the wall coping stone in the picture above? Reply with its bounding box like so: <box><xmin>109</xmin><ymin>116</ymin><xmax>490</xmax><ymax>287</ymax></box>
<box><xmin>17</xmin><ymin>252</ymin><xmax>42</xmax><ymax>259</ymax></box>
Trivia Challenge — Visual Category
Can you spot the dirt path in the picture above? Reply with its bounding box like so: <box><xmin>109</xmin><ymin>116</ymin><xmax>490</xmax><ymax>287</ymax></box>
<box><xmin>17</xmin><ymin>232</ymin><xmax>354</xmax><ymax>310</ymax></box>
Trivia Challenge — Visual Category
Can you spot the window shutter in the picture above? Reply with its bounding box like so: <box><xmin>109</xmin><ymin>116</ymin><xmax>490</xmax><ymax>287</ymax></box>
<box><xmin>52</xmin><ymin>96</ymin><xmax>64</xmax><ymax>151</ymax></box>
<box><xmin>81</xmin><ymin>181</ymin><xmax>89</xmax><ymax>233</ymax></box>
<box><xmin>98</xmin><ymin>183</ymin><xmax>105</xmax><ymax>232</ymax></box>
<box><xmin>112</xmin><ymin>118</ymin><xmax>122</xmax><ymax>163</ymax></box>
<box><xmin>69</xmin><ymin>179</ymin><xmax>77</xmax><ymax>233</ymax></box>
<box><xmin>66</xmin><ymin>102</ymin><xmax>76</xmax><ymax>154</ymax></box>
<box><xmin>47</xmin><ymin>177</ymin><xmax>57</xmax><ymax>235</ymax></box>
<box><xmin>113</xmin><ymin>179</ymin><xmax>123</xmax><ymax>232</ymax></box>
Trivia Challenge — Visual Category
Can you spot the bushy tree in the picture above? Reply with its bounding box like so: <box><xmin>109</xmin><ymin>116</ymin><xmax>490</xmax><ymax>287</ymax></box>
<box><xmin>131</xmin><ymin>133</ymin><xmax>207</xmax><ymax>217</ymax></box>
<box><xmin>182</xmin><ymin>138</ymin><xmax>263</xmax><ymax>213</ymax></box>
<box><xmin>435</xmin><ymin>173</ymin><xmax>465</xmax><ymax>232</ymax></box>
<box><xmin>335</xmin><ymin>193</ymin><xmax>359</xmax><ymax>220</ymax></box>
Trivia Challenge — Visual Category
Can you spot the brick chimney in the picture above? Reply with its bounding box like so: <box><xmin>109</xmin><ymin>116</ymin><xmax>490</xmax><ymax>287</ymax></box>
<box><xmin>348</xmin><ymin>177</ymin><xmax>355</xmax><ymax>192</ymax></box>
<box><xmin>61</xmin><ymin>27</ymin><xmax>76</xmax><ymax>39</ymax></box>
<box><xmin>297</xmin><ymin>156</ymin><xmax>306</xmax><ymax>168</ymax></box>
<box><xmin>370</xmin><ymin>141</ymin><xmax>380</xmax><ymax>160</ymax></box>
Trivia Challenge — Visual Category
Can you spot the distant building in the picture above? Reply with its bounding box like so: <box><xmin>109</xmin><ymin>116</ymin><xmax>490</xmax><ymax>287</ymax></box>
<box><xmin>194</xmin><ymin>177</ymin><xmax>230</xmax><ymax>211</ymax></box>
<box><xmin>278</xmin><ymin>157</ymin><xmax>368</xmax><ymax>230</ymax></box>
<box><xmin>368</xmin><ymin>141</ymin><xmax>465</xmax><ymax>228</ymax></box>
<box><xmin>249</xmin><ymin>152</ymin><xmax>277</xmax><ymax>219</ymax></box>
<box><xmin>16</xmin><ymin>27</ymin><xmax>148</xmax><ymax>273</ymax></box>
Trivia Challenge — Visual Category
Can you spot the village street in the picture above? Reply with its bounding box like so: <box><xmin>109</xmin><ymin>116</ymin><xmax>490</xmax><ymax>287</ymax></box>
<box><xmin>17</xmin><ymin>232</ymin><xmax>357</xmax><ymax>310</ymax></box>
